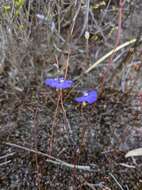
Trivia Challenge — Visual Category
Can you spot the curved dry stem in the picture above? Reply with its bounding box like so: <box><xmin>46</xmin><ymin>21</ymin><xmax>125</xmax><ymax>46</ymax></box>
<box><xmin>85</xmin><ymin>38</ymin><xmax>137</xmax><ymax>74</ymax></box>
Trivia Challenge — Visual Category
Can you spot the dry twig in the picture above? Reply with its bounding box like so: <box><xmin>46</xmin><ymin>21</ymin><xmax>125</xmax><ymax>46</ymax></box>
<box><xmin>5</xmin><ymin>142</ymin><xmax>95</xmax><ymax>172</ymax></box>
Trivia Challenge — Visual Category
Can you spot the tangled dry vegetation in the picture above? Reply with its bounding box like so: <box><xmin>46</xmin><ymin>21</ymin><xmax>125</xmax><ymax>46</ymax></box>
<box><xmin>0</xmin><ymin>0</ymin><xmax>142</xmax><ymax>189</ymax></box>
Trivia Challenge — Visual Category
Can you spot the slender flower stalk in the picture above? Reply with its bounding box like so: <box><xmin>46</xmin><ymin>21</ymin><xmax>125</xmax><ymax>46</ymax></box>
<box><xmin>44</xmin><ymin>77</ymin><xmax>74</xmax><ymax>153</ymax></box>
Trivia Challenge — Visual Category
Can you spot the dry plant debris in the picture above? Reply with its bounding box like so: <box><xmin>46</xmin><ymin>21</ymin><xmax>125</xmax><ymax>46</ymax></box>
<box><xmin>0</xmin><ymin>0</ymin><xmax>142</xmax><ymax>189</ymax></box>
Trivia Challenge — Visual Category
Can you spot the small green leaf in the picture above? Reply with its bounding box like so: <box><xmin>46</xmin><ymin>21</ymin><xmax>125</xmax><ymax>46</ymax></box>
<box><xmin>3</xmin><ymin>5</ymin><xmax>11</xmax><ymax>13</ymax></box>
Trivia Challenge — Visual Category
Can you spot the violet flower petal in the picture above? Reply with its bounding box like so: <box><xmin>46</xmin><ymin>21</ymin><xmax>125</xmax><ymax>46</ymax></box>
<box><xmin>44</xmin><ymin>78</ymin><xmax>73</xmax><ymax>89</ymax></box>
<box><xmin>74</xmin><ymin>90</ymin><xmax>97</xmax><ymax>104</ymax></box>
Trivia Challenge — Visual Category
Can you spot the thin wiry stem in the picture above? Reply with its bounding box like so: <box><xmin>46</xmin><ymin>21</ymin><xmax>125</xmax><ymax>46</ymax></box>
<box><xmin>32</xmin><ymin>107</ymin><xmax>42</xmax><ymax>190</ymax></box>
<box><xmin>49</xmin><ymin>90</ymin><xmax>61</xmax><ymax>153</ymax></box>
<box><xmin>99</xmin><ymin>0</ymin><xmax>125</xmax><ymax>91</ymax></box>
<box><xmin>60</xmin><ymin>91</ymin><xmax>73</xmax><ymax>139</ymax></box>
<box><xmin>70</xmin><ymin>1</ymin><xmax>81</xmax><ymax>36</ymax></box>
<box><xmin>79</xmin><ymin>0</ymin><xmax>90</xmax><ymax>38</ymax></box>
<box><xmin>0</xmin><ymin>160</ymin><xmax>11</xmax><ymax>167</ymax></box>
<box><xmin>109</xmin><ymin>173</ymin><xmax>124</xmax><ymax>190</ymax></box>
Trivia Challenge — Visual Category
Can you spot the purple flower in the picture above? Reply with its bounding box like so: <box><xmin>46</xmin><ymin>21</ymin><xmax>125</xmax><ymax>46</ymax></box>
<box><xmin>44</xmin><ymin>77</ymin><xmax>73</xmax><ymax>89</ymax></box>
<box><xmin>74</xmin><ymin>90</ymin><xmax>97</xmax><ymax>104</ymax></box>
